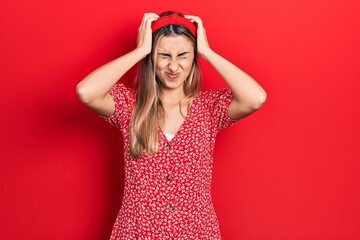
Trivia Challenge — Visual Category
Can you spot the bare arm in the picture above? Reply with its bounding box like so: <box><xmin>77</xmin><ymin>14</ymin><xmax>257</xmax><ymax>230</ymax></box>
<box><xmin>76</xmin><ymin>13</ymin><xmax>159</xmax><ymax>116</ymax></box>
<box><xmin>186</xmin><ymin>15</ymin><xmax>267</xmax><ymax>120</ymax></box>
<box><xmin>76</xmin><ymin>49</ymin><xmax>147</xmax><ymax>116</ymax></box>
<box><xmin>200</xmin><ymin>50</ymin><xmax>267</xmax><ymax>120</ymax></box>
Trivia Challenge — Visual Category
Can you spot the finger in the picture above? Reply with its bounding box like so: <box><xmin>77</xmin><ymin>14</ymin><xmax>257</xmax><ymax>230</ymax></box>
<box><xmin>140</xmin><ymin>13</ymin><xmax>159</xmax><ymax>28</ymax></box>
<box><xmin>184</xmin><ymin>15</ymin><xmax>197</xmax><ymax>18</ymax></box>
<box><xmin>145</xmin><ymin>16</ymin><xmax>159</xmax><ymax>29</ymax></box>
<box><xmin>184</xmin><ymin>15</ymin><xmax>202</xmax><ymax>22</ymax></box>
<box><xmin>140</xmin><ymin>15</ymin><xmax>159</xmax><ymax>30</ymax></box>
<box><xmin>141</xmin><ymin>14</ymin><xmax>158</xmax><ymax>25</ymax></box>
<box><xmin>184</xmin><ymin>15</ymin><xmax>203</xmax><ymax>29</ymax></box>
<box><xmin>143</xmin><ymin>12</ymin><xmax>159</xmax><ymax>20</ymax></box>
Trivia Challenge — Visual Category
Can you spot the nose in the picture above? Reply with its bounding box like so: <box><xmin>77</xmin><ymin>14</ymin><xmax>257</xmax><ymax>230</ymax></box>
<box><xmin>168</xmin><ymin>60</ymin><xmax>179</xmax><ymax>72</ymax></box>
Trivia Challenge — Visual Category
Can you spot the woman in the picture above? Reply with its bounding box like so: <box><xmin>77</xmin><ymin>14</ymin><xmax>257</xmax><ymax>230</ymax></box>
<box><xmin>76</xmin><ymin>11</ymin><xmax>266</xmax><ymax>240</ymax></box>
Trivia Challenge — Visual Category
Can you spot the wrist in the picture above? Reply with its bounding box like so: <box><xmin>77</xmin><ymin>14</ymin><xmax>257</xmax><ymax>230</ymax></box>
<box><xmin>199</xmin><ymin>48</ymin><xmax>215</xmax><ymax>61</ymax></box>
<box><xmin>134</xmin><ymin>47</ymin><xmax>151</xmax><ymax>59</ymax></box>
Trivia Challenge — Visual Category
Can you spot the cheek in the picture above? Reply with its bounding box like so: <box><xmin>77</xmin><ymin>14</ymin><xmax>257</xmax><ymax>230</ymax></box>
<box><xmin>155</xmin><ymin>60</ymin><xmax>168</xmax><ymax>71</ymax></box>
<box><xmin>180</xmin><ymin>60</ymin><xmax>193</xmax><ymax>71</ymax></box>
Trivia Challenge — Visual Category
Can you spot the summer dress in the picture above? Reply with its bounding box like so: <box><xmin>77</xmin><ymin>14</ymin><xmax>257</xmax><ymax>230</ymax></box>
<box><xmin>98</xmin><ymin>83</ymin><xmax>241</xmax><ymax>240</ymax></box>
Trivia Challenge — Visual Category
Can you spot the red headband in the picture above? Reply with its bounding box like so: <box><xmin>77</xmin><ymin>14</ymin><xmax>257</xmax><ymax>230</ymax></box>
<box><xmin>151</xmin><ymin>13</ymin><xmax>197</xmax><ymax>38</ymax></box>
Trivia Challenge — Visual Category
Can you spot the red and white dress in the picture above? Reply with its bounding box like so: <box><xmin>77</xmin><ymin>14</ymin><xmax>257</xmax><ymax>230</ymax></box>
<box><xmin>98</xmin><ymin>83</ymin><xmax>241</xmax><ymax>240</ymax></box>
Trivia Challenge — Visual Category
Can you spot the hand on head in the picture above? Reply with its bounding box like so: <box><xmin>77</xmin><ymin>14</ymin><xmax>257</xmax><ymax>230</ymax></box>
<box><xmin>137</xmin><ymin>13</ymin><xmax>159</xmax><ymax>54</ymax></box>
<box><xmin>184</xmin><ymin>15</ymin><xmax>211</xmax><ymax>58</ymax></box>
<box><xmin>137</xmin><ymin>12</ymin><xmax>212</xmax><ymax>59</ymax></box>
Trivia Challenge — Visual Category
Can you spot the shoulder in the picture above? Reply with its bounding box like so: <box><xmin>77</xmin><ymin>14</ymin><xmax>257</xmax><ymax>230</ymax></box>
<box><xmin>194</xmin><ymin>88</ymin><xmax>236</xmax><ymax>116</ymax></box>
<box><xmin>110</xmin><ymin>82</ymin><xmax>137</xmax><ymax>96</ymax></box>
<box><xmin>109</xmin><ymin>83</ymin><xmax>137</xmax><ymax>103</ymax></box>
<box><xmin>197</xmin><ymin>88</ymin><xmax>234</xmax><ymax>102</ymax></box>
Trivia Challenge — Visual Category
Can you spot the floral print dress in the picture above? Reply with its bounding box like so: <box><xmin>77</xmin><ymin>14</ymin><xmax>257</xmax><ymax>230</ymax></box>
<box><xmin>98</xmin><ymin>83</ymin><xmax>241</xmax><ymax>240</ymax></box>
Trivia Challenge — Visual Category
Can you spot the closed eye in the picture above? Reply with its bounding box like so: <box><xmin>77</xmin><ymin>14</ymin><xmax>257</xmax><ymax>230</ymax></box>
<box><xmin>178</xmin><ymin>52</ymin><xmax>189</xmax><ymax>59</ymax></box>
<box><xmin>158</xmin><ymin>53</ymin><xmax>171</xmax><ymax>59</ymax></box>
<box><xmin>157</xmin><ymin>52</ymin><xmax>190</xmax><ymax>59</ymax></box>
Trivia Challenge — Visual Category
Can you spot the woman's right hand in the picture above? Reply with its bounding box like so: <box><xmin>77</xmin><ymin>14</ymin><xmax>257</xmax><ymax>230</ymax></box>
<box><xmin>136</xmin><ymin>13</ymin><xmax>159</xmax><ymax>54</ymax></box>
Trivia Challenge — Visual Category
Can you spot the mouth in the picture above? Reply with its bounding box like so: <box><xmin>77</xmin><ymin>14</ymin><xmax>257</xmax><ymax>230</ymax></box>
<box><xmin>166</xmin><ymin>72</ymin><xmax>180</xmax><ymax>80</ymax></box>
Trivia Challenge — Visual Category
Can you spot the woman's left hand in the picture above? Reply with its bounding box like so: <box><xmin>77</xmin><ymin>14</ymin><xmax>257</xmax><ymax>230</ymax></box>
<box><xmin>185</xmin><ymin>15</ymin><xmax>212</xmax><ymax>59</ymax></box>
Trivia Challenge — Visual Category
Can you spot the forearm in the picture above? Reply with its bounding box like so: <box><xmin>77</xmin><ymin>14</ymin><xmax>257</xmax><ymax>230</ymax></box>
<box><xmin>76</xmin><ymin>48</ymin><xmax>147</xmax><ymax>103</ymax></box>
<box><xmin>203</xmin><ymin>49</ymin><xmax>267</xmax><ymax>109</ymax></box>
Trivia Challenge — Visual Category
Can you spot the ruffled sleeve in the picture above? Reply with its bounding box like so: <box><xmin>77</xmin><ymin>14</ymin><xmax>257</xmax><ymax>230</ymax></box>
<box><xmin>206</xmin><ymin>88</ymin><xmax>241</xmax><ymax>132</ymax></box>
<box><xmin>97</xmin><ymin>83</ymin><xmax>136</xmax><ymax>131</ymax></box>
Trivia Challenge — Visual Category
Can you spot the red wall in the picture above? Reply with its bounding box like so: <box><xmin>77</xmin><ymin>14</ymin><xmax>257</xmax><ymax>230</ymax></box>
<box><xmin>1</xmin><ymin>0</ymin><xmax>360</xmax><ymax>239</ymax></box>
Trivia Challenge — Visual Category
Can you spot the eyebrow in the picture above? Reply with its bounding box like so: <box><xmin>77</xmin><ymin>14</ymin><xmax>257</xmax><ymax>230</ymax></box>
<box><xmin>178</xmin><ymin>52</ymin><xmax>189</xmax><ymax>56</ymax></box>
<box><xmin>158</xmin><ymin>51</ymin><xmax>190</xmax><ymax>57</ymax></box>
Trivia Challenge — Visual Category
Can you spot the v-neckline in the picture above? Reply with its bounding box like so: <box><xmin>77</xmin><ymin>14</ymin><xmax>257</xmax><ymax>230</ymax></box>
<box><xmin>159</xmin><ymin>119</ymin><xmax>186</xmax><ymax>144</ymax></box>
<box><xmin>158</xmin><ymin>92</ymin><xmax>200</xmax><ymax>143</ymax></box>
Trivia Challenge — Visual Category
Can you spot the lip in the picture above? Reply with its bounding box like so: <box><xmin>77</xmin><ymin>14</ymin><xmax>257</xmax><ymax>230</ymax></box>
<box><xmin>166</xmin><ymin>72</ymin><xmax>180</xmax><ymax>79</ymax></box>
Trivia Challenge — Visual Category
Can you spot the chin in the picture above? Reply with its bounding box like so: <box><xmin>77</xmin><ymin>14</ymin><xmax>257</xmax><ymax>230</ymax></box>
<box><xmin>159</xmin><ymin>76</ymin><xmax>186</xmax><ymax>90</ymax></box>
<box><xmin>162</xmin><ymin>81</ymin><xmax>185</xmax><ymax>90</ymax></box>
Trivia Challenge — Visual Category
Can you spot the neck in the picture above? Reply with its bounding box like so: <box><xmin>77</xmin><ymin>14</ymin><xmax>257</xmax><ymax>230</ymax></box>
<box><xmin>160</xmin><ymin>88</ymin><xmax>185</xmax><ymax>105</ymax></box>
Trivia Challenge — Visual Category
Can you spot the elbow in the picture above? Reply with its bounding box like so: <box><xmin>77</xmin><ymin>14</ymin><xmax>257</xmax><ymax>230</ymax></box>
<box><xmin>76</xmin><ymin>82</ymin><xmax>92</xmax><ymax>104</ymax></box>
<box><xmin>251</xmin><ymin>90</ymin><xmax>267</xmax><ymax>110</ymax></box>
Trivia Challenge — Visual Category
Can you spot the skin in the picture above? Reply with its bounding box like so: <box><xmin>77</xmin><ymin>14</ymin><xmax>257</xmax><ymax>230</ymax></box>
<box><xmin>76</xmin><ymin>12</ymin><xmax>267</xmax><ymax>135</ymax></box>
<box><xmin>153</xmin><ymin>35</ymin><xmax>195</xmax><ymax>134</ymax></box>
<box><xmin>185</xmin><ymin>14</ymin><xmax>267</xmax><ymax>120</ymax></box>
<box><xmin>154</xmin><ymin>35</ymin><xmax>194</xmax><ymax>92</ymax></box>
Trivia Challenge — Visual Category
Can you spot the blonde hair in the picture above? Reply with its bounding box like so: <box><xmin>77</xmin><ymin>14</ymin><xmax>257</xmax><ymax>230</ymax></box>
<box><xmin>130</xmin><ymin>11</ymin><xmax>202</xmax><ymax>158</ymax></box>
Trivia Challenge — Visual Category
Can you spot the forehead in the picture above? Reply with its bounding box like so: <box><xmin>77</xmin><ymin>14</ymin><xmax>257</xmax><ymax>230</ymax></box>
<box><xmin>156</xmin><ymin>35</ymin><xmax>194</xmax><ymax>53</ymax></box>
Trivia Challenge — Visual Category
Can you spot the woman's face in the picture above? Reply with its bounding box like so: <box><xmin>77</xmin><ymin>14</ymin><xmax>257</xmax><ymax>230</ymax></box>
<box><xmin>153</xmin><ymin>35</ymin><xmax>195</xmax><ymax>92</ymax></box>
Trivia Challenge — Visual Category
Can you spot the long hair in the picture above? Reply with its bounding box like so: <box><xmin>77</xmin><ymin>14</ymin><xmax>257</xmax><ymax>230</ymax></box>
<box><xmin>130</xmin><ymin>11</ymin><xmax>202</xmax><ymax>158</ymax></box>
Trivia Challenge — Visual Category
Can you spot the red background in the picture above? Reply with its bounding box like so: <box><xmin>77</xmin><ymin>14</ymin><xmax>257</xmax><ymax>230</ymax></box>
<box><xmin>1</xmin><ymin>0</ymin><xmax>360</xmax><ymax>239</ymax></box>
